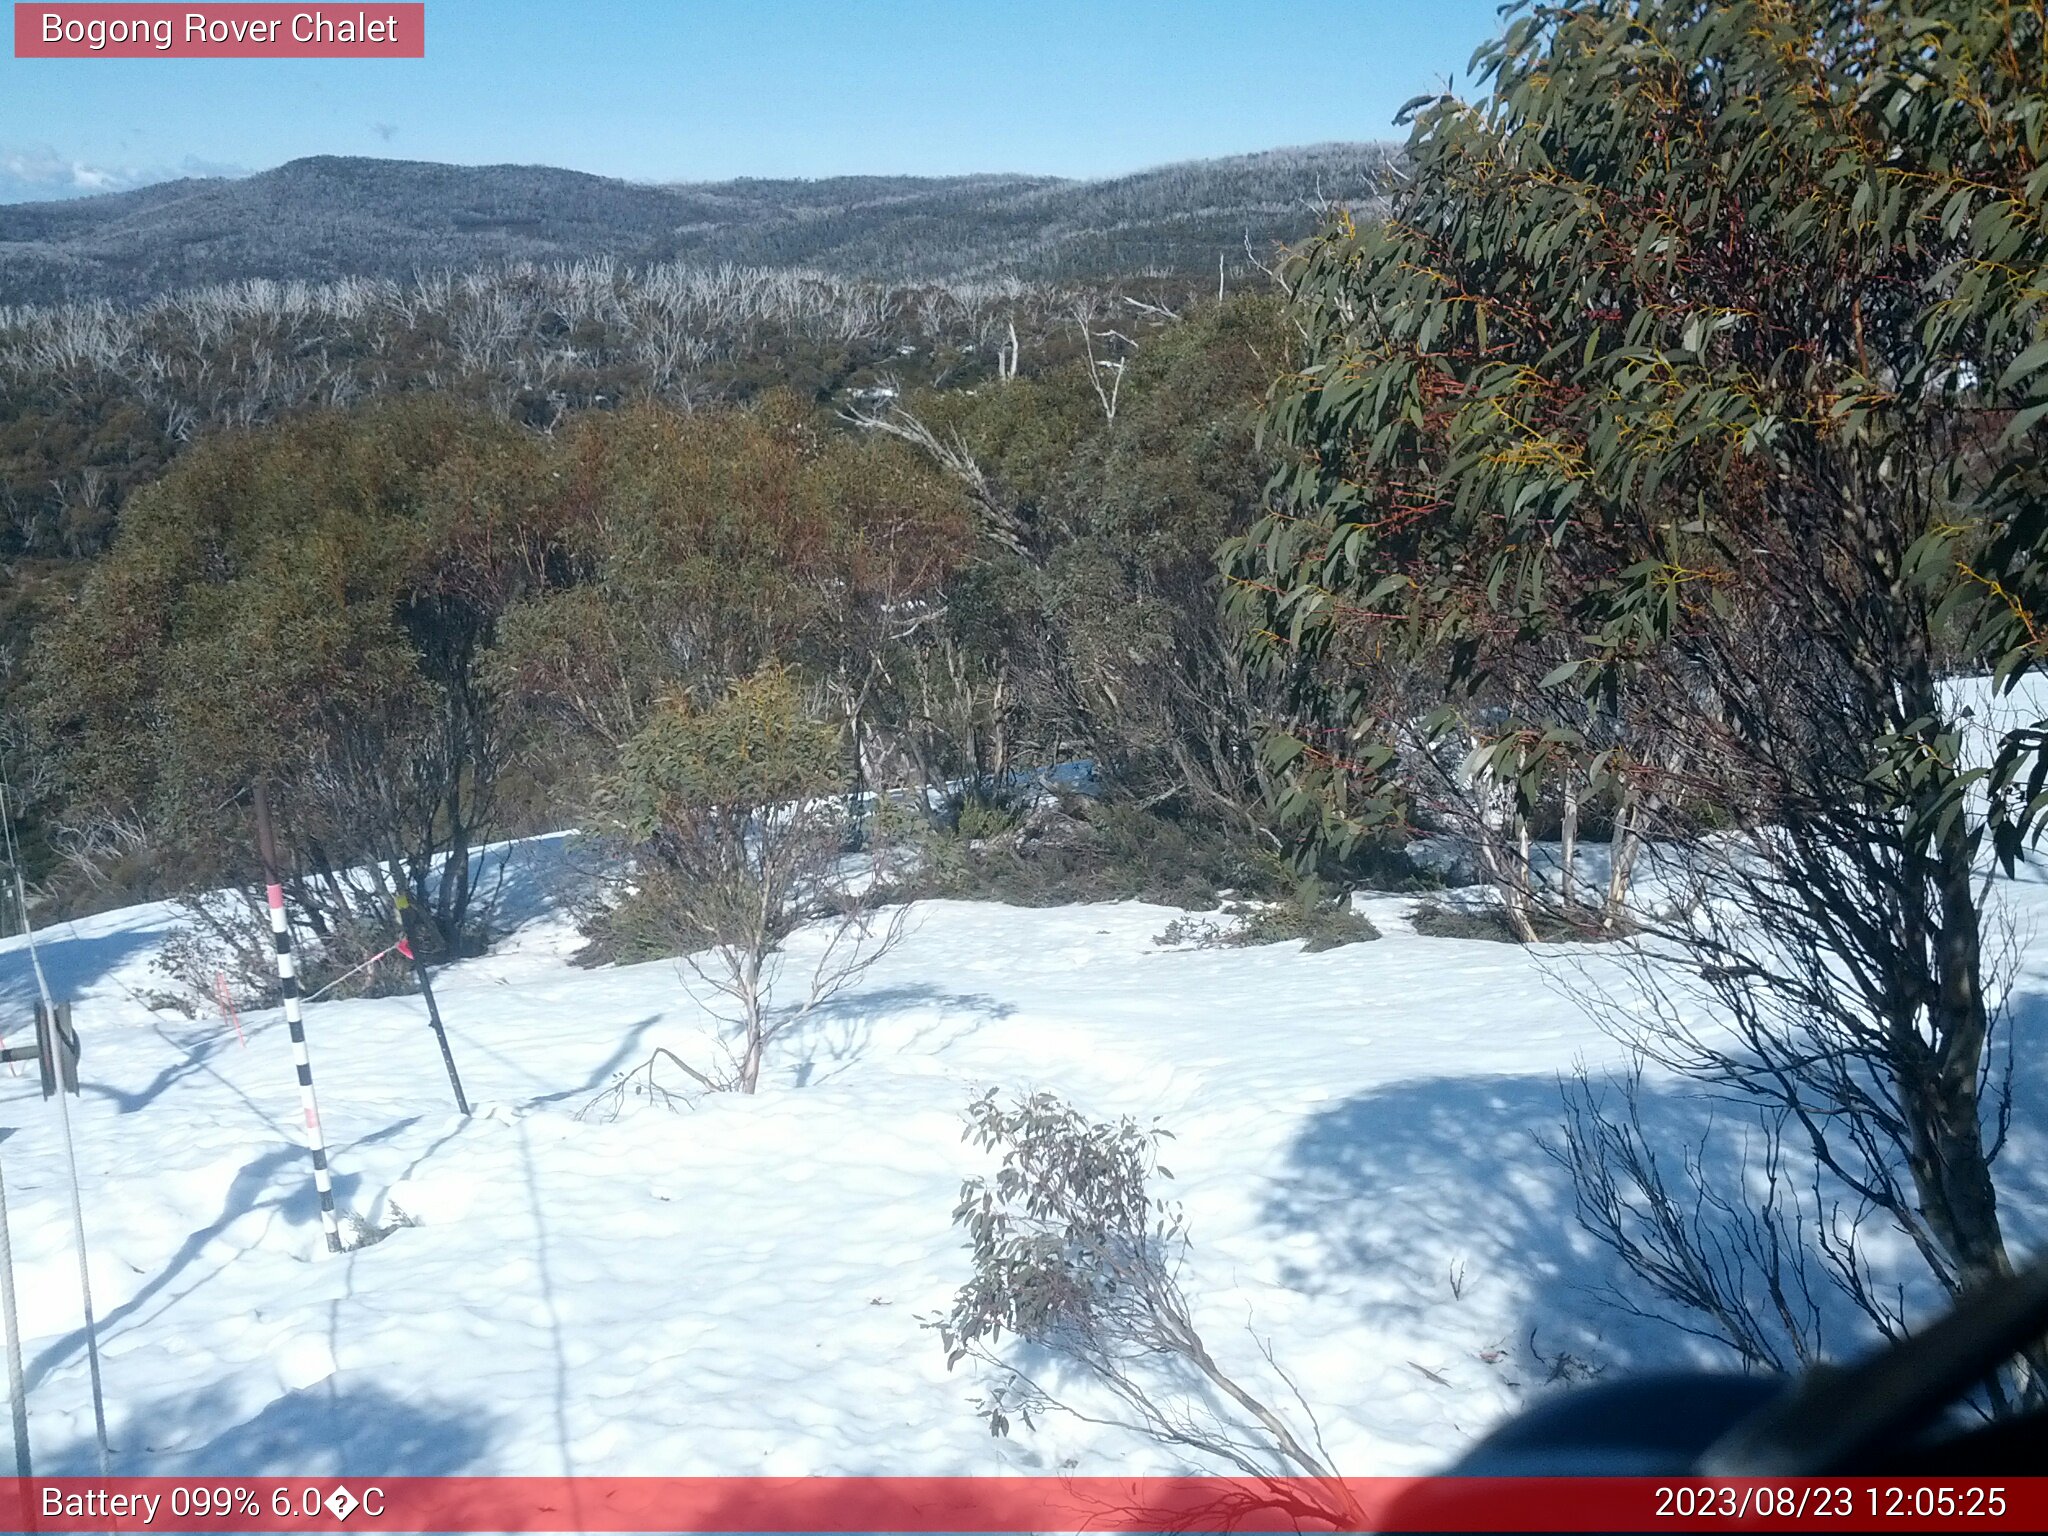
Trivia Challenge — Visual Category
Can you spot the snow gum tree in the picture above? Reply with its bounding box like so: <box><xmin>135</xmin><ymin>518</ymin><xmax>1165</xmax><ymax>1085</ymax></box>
<box><xmin>594</xmin><ymin>666</ymin><xmax>903</xmax><ymax>1096</ymax></box>
<box><xmin>1225</xmin><ymin>0</ymin><xmax>2048</xmax><ymax>1401</ymax></box>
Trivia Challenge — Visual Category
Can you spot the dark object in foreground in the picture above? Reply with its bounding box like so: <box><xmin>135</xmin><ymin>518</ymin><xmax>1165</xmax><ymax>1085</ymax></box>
<box><xmin>0</xmin><ymin>1001</ymin><xmax>79</xmax><ymax>1098</ymax></box>
<box><xmin>1430</xmin><ymin>1260</ymin><xmax>2048</xmax><ymax>1485</ymax></box>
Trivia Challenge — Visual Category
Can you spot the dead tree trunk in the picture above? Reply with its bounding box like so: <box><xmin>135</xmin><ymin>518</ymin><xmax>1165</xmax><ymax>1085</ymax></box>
<box><xmin>1605</xmin><ymin>786</ymin><xmax>1641</xmax><ymax>930</ymax></box>
<box><xmin>1560</xmin><ymin>766</ymin><xmax>1580</xmax><ymax>913</ymax></box>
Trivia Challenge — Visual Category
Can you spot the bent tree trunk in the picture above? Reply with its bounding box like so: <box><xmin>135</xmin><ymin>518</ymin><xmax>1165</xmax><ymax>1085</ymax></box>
<box><xmin>1902</xmin><ymin>827</ymin><xmax>2047</xmax><ymax>1406</ymax></box>
<box><xmin>1913</xmin><ymin>833</ymin><xmax>2005</xmax><ymax>1286</ymax></box>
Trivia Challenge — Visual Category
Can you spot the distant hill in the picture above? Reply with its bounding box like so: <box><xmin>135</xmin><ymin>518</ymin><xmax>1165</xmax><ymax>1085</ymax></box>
<box><xmin>0</xmin><ymin>144</ymin><xmax>1394</xmax><ymax>305</ymax></box>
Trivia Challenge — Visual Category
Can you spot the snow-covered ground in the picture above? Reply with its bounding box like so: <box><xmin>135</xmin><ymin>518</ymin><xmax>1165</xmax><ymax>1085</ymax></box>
<box><xmin>2</xmin><ymin>833</ymin><xmax>2045</xmax><ymax>1478</ymax></box>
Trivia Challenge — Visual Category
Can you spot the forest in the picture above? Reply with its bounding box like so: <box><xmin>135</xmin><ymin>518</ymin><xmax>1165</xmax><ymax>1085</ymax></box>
<box><xmin>0</xmin><ymin>259</ymin><xmax>1314</xmax><ymax>929</ymax></box>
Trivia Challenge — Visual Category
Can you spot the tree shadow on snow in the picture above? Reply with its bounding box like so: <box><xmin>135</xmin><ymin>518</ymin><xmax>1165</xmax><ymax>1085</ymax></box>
<box><xmin>522</xmin><ymin>1014</ymin><xmax>666</xmax><ymax>1110</ymax></box>
<box><xmin>782</xmin><ymin>986</ymin><xmax>1016</xmax><ymax>1087</ymax></box>
<box><xmin>1255</xmin><ymin>1068</ymin><xmax>1995</xmax><ymax>1387</ymax></box>
<box><xmin>43</xmin><ymin>1379</ymin><xmax>496</xmax><ymax>1475</ymax></box>
<box><xmin>0</xmin><ymin>924</ymin><xmax>167</xmax><ymax>1018</ymax></box>
<box><xmin>1263</xmin><ymin>1074</ymin><xmax>1646</xmax><ymax>1376</ymax></box>
<box><xmin>1</xmin><ymin>1012</ymin><xmax>288</xmax><ymax>1126</ymax></box>
<box><xmin>23</xmin><ymin>1119</ymin><xmax>418</xmax><ymax>1397</ymax></box>
<box><xmin>1972</xmin><ymin>986</ymin><xmax>2048</xmax><ymax>1249</ymax></box>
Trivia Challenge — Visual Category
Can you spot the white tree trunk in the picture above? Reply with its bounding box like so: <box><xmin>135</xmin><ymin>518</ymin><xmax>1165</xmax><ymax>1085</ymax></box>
<box><xmin>1473</xmin><ymin>746</ymin><xmax>1539</xmax><ymax>945</ymax></box>
<box><xmin>1560</xmin><ymin>768</ymin><xmax>1580</xmax><ymax>912</ymax></box>
<box><xmin>1605</xmin><ymin>789</ymin><xmax>1641</xmax><ymax>929</ymax></box>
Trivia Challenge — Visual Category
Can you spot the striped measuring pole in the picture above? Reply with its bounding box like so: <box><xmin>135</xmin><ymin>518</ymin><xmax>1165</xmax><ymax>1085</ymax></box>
<box><xmin>253</xmin><ymin>784</ymin><xmax>342</xmax><ymax>1254</ymax></box>
<box><xmin>267</xmin><ymin>879</ymin><xmax>340</xmax><ymax>1252</ymax></box>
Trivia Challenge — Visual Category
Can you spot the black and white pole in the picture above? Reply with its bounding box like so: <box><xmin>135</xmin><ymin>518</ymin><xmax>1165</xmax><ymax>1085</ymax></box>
<box><xmin>253</xmin><ymin>783</ymin><xmax>342</xmax><ymax>1256</ymax></box>
<box><xmin>0</xmin><ymin>1130</ymin><xmax>31</xmax><ymax>1479</ymax></box>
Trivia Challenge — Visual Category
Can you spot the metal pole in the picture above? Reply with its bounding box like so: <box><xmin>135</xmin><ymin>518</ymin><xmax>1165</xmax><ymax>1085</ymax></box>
<box><xmin>392</xmin><ymin>891</ymin><xmax>470</xmax><ymax>1117</ymax></box>
<box><xmin>252</xmin><ymin>782</ymin><xmax>342</xmax><ymax>1255</ymax></box>
<box><xmin>0</xmin><ymin>1132</ymin><xmax>31</xmax><ymax>1479</ymax></box>
<box><xmin>43</xmin><ymin>1054</ymin><xmax>106</xmax><ymax>1468</ymax></box>
<box><xmin>2</xmin><ymin>781</ymin><xmax>108</xmax><ymax>1473</ymax></box>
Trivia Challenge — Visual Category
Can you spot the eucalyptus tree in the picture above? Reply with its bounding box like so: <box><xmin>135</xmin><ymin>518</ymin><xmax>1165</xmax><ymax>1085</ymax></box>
<box><xmin>1227</xmin><ymin>0</ymin><xmax>2048</xmax><ymax>1393</ymax></box>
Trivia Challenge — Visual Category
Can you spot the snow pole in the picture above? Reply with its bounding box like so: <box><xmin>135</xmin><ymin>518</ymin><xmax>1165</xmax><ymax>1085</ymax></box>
<box><xmin>0</xmin><ymin>1131</ymin><xmax>31</xmax><ymax>1479</ymax></box>
<box><xmin>251</xmin><ymin>783</ymin><xmax>342</xmax><ymax>1255</ymax></box>
<box><xmin>391</xmin><ymin>890</ymin><xmax>469</xmax><ymax>1117</ymax></box>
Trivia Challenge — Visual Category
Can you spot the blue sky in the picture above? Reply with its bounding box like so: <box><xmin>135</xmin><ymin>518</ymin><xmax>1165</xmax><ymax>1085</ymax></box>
<box><xmin>0</xmin><ymin>1</ymin><xmax>1508</xmax><ymax>201</ymax></box>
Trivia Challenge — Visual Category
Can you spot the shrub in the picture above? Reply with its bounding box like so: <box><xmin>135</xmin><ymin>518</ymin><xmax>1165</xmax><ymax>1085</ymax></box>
<box><xmin>952</xmin><ymin>794</ymin><xmax>1024</xmax><ymax>843</ymax></box>
<box><xmin>1409</xmin><ymin>898</ymin><xmax>1613</xmax><ymax>945</ymax></box>
<box><xmin>580</xmin><ymin>666</ymin><xmax>906</xmax><ymax>1095</ymax></box>
<box><xmin>933</xmin><ymin>1089</ymin><xmax>1352</xmax><ymax>1507</ymax></box>
<box><xmin>910</xmin><ymin>795</ymin><xmax>1295</xmax><ymax>911</ymax></box>
<box><xmin>1155</xmin><ymin>887</ymin><xmax>1378</xmax><ymax>952</ymax></box>
<box><xmin>150</xmin><ymin>887</ymin><xmax>419</xmax><ymax>1018</ymax></box>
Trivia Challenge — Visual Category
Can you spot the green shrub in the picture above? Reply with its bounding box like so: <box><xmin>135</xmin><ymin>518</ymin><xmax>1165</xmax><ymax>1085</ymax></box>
<box><xmin>1231</xmin><ymin>894</ymin><xmax>1379</xmax><ymax>952</ymax></box>
<box><xmin>1154</xmin><ymin>885</ymin><xmax>1378</xmax><ymax>953</ymax></box>
<box><xmin>576</xmin><ymin>667</ymin><xmax>849</xmax><ymax>969</ymax></box>
<box><xmin>908</xmin><ymin>795</ymin><xmax>1294</xmax><ymax>911</ymax></box>
<box><xmin>953</xmin><ymin>795</ymin><xmax>1024</xmax><ymax>843</ymax></box>
<box><xmin>1409</xmin><ymin>900</ymin><xmax>1616</xmax><ymax>944</ymax></box>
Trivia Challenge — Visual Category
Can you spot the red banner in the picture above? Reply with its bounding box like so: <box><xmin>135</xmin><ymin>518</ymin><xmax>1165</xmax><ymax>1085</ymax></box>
<box><xmin>13</xmin><ymin>4</ymin><xmax>424</xmax><ymax>57</ymax></box>
<box><xmin>2</xmin><ymin>1476</ymin><xmax>2044</xmax><ymax>1532</ymax></box>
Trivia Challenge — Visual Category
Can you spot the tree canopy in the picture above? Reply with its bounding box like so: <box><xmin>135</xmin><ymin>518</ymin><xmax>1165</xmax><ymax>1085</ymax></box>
<box><xmin>1230</xmin><ymin>0</ymin><xmax>2048</xmax><ymax>853</ymax></box>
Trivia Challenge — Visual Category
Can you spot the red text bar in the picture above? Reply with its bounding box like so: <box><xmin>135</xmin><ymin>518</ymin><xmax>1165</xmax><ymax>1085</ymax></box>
<box><xmin>5</xmin><ymin>1476</ymin><xmax>2045</xmax><ymax>1532</ymax></box>
<box><xmin>14</xmin><ymin>4</ymin><xmax>424</xmax><ymax>57</ymax></box>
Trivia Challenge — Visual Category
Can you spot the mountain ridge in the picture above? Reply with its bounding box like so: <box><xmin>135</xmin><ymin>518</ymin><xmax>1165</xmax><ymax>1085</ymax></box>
<box><xmin>0</xmin><ymin>144</ymin><xmax>1395</xmax><ymax>304</ymax></box>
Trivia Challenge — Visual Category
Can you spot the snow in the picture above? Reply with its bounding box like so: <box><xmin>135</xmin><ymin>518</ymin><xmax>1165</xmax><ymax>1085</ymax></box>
<box><xmin>2</xmin><ymin>832</ymin><xmax>2044</xmax><ymax>1479</ymax></box>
